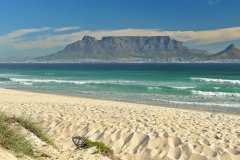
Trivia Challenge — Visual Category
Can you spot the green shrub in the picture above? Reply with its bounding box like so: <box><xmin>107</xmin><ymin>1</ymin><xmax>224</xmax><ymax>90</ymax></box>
<box><xmin>85</xmin><ymin>139</ymin><xmax>113</xmax><ymax>156</ymax></box>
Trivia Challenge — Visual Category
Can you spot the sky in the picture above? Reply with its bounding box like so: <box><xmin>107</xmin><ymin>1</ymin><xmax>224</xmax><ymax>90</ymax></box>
<box><xmin>0</xmin><ymin>0</ymin><xmax>240</xmax><ymax>60</ymax></box>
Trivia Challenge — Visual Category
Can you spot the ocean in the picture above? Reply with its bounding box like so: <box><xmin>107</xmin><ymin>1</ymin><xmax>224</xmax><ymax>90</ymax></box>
<box><xmin>0</xmin><ymin>63</ymin><xmax>240</xmax><ymax>112</ymax></box>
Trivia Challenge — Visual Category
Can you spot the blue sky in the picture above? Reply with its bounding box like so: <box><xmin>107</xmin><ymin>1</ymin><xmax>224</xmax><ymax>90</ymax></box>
<box><xmin>0</xmin><ymin>0</ymin><xmax>240</xmax><ymax>60</ymax></box>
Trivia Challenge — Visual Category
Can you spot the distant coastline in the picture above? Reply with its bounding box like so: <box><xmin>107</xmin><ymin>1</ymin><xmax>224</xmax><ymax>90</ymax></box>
<box><xmin>2</xmin><ymin>60</ymin><xmax>240</xmax><ymax>64</ymax></box>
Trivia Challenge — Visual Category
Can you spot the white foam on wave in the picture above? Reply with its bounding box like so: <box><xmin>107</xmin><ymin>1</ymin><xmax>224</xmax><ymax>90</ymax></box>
<box><xmin>192</xmin><ymin>90</ymin><xmax>240</xmax><ymax>97</ymax></box>
<box><xmin>147</xmin><ymin>86</ymin><xmax>162</xmax><ymax>90</ymax></box>
<box><xmin>148</xmin><ymin>85</ymin><xmax>194</xmax><ymax>91</ymax></box>
<box><xmin>22</xmin><ymin>82</ymin><xmax>33</xmax><ymax>85</ymax></box>
<box><xmin>191</xmin><ymin>77</ymin><xmax>240</xmax><ymax>85</ymax></box>
<box><xmin>10</xmin><ymin>78</ymin><xmax>137</xmax><ymax>85</ymax></box>
<box><xmin>159</xmin><ymin>99</ymin><xmax>240</xmax><ymax>108</ymax></box>
<box><xmin>171</xmin><ymin>86</ymin><xmax>195</xmax><ymax>90</ymax></box>
<box><xmin>11</xmin><ymin>78</ymin><xmax>187</xmax><ymax>89</ymax></box>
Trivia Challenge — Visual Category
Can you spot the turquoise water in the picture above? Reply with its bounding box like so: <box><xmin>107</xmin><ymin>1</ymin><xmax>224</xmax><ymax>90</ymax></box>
<box><xmin>0</xmin><ymin>63</ymin><xmax>240</xmax><ymax>112</ymax></box>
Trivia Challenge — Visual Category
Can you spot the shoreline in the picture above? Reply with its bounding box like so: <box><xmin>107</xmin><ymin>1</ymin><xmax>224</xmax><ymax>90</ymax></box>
<box><xmin>3</xmin><ymin>86</ymin><xmax>240</xmax><ymax>115</ymax></box>
<box><xmin>0</xmin><ymin>88</ymin><xmax>240</xmax><ymax>160</ymax></box>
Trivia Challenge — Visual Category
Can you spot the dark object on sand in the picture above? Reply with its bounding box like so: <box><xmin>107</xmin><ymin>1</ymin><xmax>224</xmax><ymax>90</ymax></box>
<box><xmin>72</xmin><ymin>136</ymin><xmax>88</xmax><ymax>148</ymax></box>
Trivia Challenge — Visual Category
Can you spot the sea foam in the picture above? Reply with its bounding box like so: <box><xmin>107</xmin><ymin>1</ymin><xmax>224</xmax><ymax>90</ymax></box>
<box><xmin>192</xmin><ymin>90</ymin><xmax>240</xmax><ymax>97</ymax></box>
<box><xmin>10</xmin><ymin>78</ymin><xmax>137</xmax><ymax>85</ymax></box>
<box><xmin>191</xmin><ymin>77</ymin><xmax>240</xmax><ymax>85</ymax></box>
<box><xmin>160</xmin><ymin>100</ymin><xmax>240</xmax><ymax>108</ymax></box>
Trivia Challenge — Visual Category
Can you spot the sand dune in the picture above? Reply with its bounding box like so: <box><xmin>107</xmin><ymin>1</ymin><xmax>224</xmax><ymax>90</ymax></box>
<box><xmin>0</xmin><ymin>88</ymin><xmax>240</xmax><ymax>160</ymax></box>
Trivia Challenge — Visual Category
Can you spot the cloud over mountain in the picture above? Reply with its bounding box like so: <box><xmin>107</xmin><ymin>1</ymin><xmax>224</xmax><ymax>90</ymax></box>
<box><xmin>0</xmin><ymin>26</ymin><xmax>240</xmax><ymax>50</ymax></box>
<box><xmin>53</xmin><ymin>26</ymin><xmax>80</xmax><ymax>33</ymax></box>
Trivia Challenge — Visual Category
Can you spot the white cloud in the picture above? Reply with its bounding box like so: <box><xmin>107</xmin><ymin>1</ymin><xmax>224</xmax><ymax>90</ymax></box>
<box><xmin>165</xmin><ymin>27</ymin><xmax>240</xmax><ymax>44</ymax></box>
<box><xmin>1</xmin><ymin>26</ymin><xmax>240</xmax><ymax>49</ymax></box>
<box><xmin>54</xmin><ymin>26</ymin><xmax>80</xmax><ymax>32</ymax></box>
<box><xmin>0</xmin><ymin>27</ymin><xmax>50</xmax><ymax>45</ymax></box>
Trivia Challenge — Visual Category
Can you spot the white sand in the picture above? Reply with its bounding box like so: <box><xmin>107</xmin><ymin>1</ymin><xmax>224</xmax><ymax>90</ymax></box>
<box><xmin>0</xmin><ymin>88</ymin><xmax>240</xmax><ymax>160</ymax></box>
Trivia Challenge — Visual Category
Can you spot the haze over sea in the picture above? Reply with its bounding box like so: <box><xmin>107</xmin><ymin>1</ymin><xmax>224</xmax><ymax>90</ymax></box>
<box><xmin>0</xmin><ymin>63</ymin><xmax>240</xmax><ymax>112</ymax></box>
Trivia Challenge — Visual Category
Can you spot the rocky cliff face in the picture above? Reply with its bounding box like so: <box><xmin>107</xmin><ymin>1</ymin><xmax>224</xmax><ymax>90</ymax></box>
<box><xmin>37</xmin><ymin>36</ymin><xmax>206</xmax><ymax>62</ymax></box>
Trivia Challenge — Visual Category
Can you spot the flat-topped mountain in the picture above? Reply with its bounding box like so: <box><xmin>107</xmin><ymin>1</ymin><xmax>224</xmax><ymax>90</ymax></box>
<box><xmin>36</xmin><ymin>36</ymin><xmax>206</xmax><ymax>62</ymax></box>
<box><xmin>35</xmin><ymin>36</ymin><xmax>240</xmax><ymax>63</ymax></box>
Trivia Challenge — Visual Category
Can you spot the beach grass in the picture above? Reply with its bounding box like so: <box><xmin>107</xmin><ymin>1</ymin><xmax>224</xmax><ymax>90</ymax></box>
<box><xmin>0</xmin><ymin>112</ymin><xmax>54</xmax><ymax>158</ymax></box>
<box><xmin>0</xmin><ymin>113</ymin><xmax>34</xmax><ymax>156</ymax></box>
<box><xmin>12</xmin><ymin>117</ymin><xmax>54</xmax><ymax>146</ymax></box>
<box><xmin>85</xmin><ymin>139</ymin><xmax>113</xmax><ymax>156</ymax></box>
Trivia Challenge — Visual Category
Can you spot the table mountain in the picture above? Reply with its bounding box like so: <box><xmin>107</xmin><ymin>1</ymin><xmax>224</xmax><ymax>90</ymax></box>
<box><xmin>35</xmin><ymin>36</ymin><xmax>207</xmax><ymax>62</ymax></box>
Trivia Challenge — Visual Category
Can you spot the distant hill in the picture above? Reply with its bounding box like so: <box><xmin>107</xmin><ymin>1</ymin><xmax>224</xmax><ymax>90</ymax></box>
<box><xmin>209</xmin><ymin>44</ymin><xmax>240</xmax><ymax>60</ymax></box>
<box><xmin>34</xmin><ymin>36</ymin><xmax>240</xmax><ymax>63</ymax></box>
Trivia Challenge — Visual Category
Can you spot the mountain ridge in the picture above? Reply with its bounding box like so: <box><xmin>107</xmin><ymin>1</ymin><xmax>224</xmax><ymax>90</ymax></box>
<box><xmin>35</xmin><ymin>36</ymin><xmax>240</xmax><ymax>63</ymax></box>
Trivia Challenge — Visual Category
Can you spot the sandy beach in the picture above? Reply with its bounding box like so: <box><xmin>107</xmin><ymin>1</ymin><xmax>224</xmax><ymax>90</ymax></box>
<box><xmin>0</xmin><ymin>88</ymin><xmax>240</xmax><ymax>160</ymax></box>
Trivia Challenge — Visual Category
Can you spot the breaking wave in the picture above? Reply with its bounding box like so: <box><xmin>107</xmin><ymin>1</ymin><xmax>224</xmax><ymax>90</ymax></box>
<box><xmin>160</xmin><ymin>100</ymin><xmax>240</xmax><ymax>108</ymax></box>
<box><xmin>147</xmin><ymin>86</ymin><xmax>162</xmax><ymax>90</ymax></box>
<box><xmin>170</xmin><ymin>86</ymin><xmax>195</xmax><ymax>90</ymax></box>
<box><xmin>9</xmin><ymin>78</ymin><xmax>139</xmax><ymax>85</ymax></box>
<box><xmin>9</xmin><ymin>78</ymin><xmax>196</xmax><ymax>90</ymax></box>
<box><xmin>192</xmin><ymin>90</ymin><xmax>240</xmax><ymax>97</ymax></box>
<box><xmin>148</xmin><ymin>85</ymin><xmax>195</xmax><ymax>90</ymax></box>
<box><xmin>191</xmin><ymin>77</ymin><xmax>240</xmax><ymax>85</ymax></box>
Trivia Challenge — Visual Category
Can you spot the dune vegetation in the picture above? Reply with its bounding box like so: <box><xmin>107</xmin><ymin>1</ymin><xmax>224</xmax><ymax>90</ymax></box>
<box><xmin>0</xmin><ymin>112</ymin><xmax>53</xmax><ymax>158</ymax></box>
